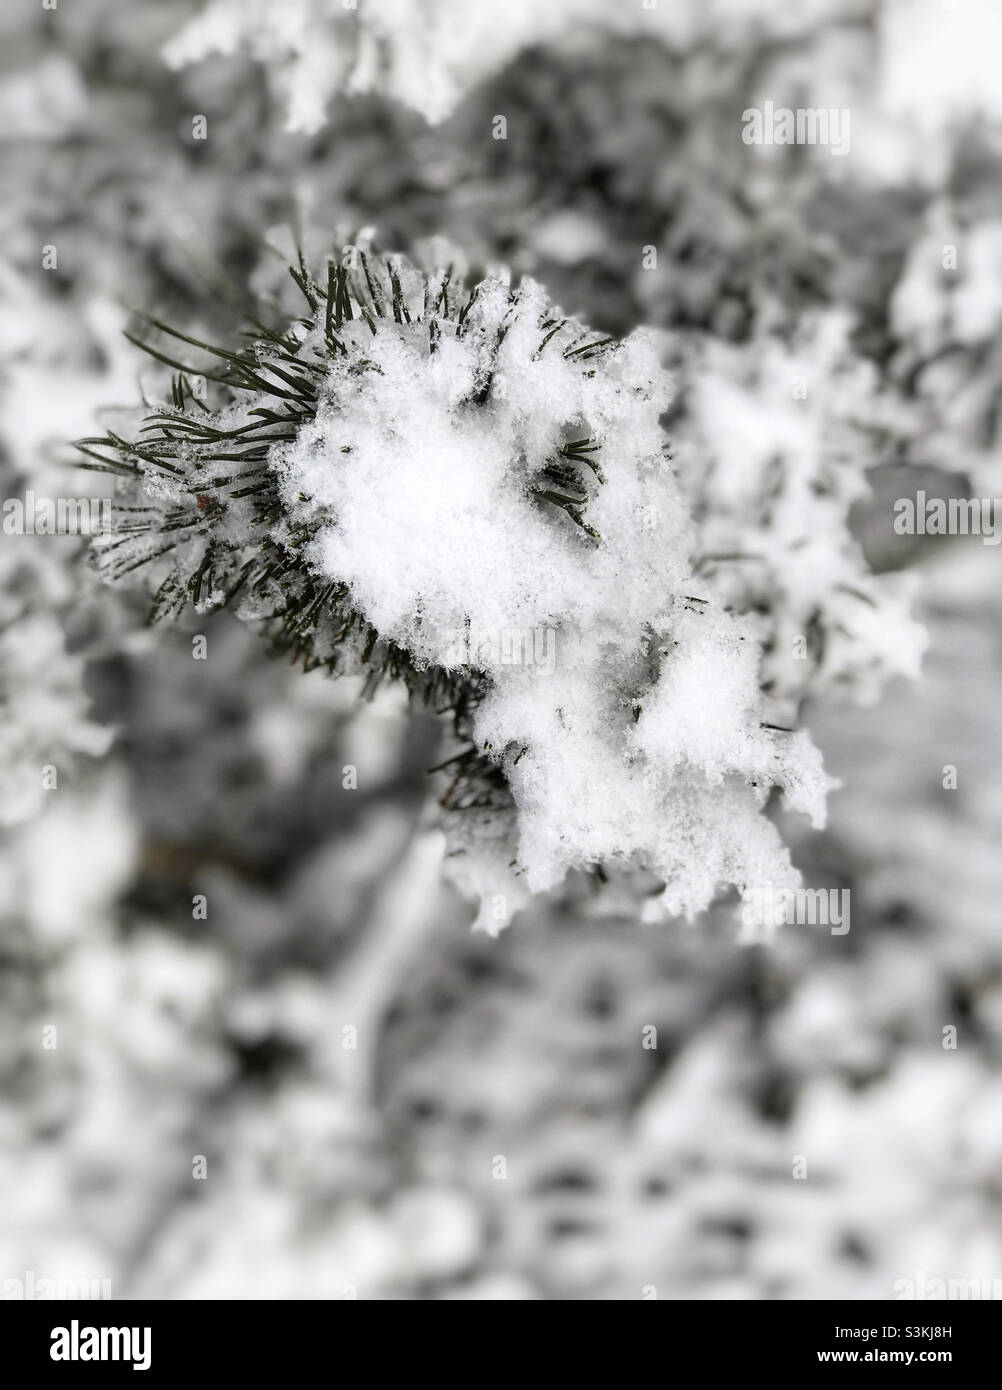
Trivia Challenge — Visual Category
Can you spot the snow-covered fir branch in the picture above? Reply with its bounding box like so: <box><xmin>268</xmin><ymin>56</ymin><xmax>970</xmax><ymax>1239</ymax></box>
<box><xmin>83</xmin><ymin>249</ymin><xmax>833</xmax><ymax>928</ymax></box>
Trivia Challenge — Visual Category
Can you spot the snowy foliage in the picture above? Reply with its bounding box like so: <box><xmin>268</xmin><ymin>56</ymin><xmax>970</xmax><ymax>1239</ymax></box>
<box><xmin>4</xmin><ymin>0</ymin><xmax>1000</xmax><ymax>1307</ymax></box>
<box><xmin>162</xmin><ymin>0</ymin><xmax>1002</xmax><ymax>152</ymax></box>
<box><xmin>162</xmin><ymin>0</ymin><xmax>592</xmax><ymax>131</ymax></box>
<box><xmin>88</xmin><ymin>252</ymin><xmax>830</xmax><ymax>927</ymax></box>
<box><xmin>668</xmin><ymin>312</ymin><xmax>927</xmax><ymax>705</ymax></box>
<box><xmin>161</xmin><ymin>0</ymin><xmax>850</xmax><ymax>132</ymax></box>
<box><xmin>0</xmin><ymin>263</ymin><xmax>122</xmax><ymax>827</ymax></box>
<box><xmin>887</xmin><ymin>203</ymin><xmax>1002</xmax><ymax>494</ymax></box>
<box><xmin>0</xmin><ymin>542</ymin><xmax>112</xmax><ymax>826</ymax></box>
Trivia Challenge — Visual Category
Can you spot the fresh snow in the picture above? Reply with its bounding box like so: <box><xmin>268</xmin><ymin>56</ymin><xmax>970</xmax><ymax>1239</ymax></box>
<box><xmin>271</xmin><ymin>266</ymin><xmax>829</xmax><ymax>925</ymax></box>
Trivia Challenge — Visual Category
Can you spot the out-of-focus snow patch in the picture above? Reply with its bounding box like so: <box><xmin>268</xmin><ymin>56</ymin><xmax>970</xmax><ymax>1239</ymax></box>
<box><xmin>0</xmin><ymin>56</ymin><xmax>87</xmax><ymax>141</ymax></box>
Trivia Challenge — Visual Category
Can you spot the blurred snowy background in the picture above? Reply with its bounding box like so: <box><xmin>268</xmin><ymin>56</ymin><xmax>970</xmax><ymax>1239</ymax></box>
<box><xmin>1</xmin><ymin>0</ymin><xmax>1001</xmax><ymax>1299</ymax></box>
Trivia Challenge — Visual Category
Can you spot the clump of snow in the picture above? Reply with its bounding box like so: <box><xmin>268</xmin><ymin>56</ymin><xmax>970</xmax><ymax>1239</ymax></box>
<box><xmin>271</xmin><ymin>263</ymin><xmax>829</xmax><ymax>925</ymax></box>
<box><xmin>669</xmin><ymin>312</ymin><xmax>927</xmax><ymax>706</ymax></box>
